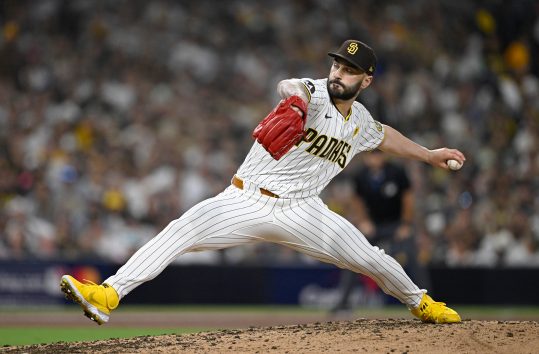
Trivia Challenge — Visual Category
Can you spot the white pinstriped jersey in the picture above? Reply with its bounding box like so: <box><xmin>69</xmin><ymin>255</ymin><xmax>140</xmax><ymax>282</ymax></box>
<box><xmin>237</xmin><ymin>78</ymin><xmax>385</xmax><ymax>198</ymax></box>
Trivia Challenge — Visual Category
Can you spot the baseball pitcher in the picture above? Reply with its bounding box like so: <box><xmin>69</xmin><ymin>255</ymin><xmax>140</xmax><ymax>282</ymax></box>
<box><xmin>61</xmin><ymin>40</ymin><xmax>465</xmax><ymax>325</ymax></box>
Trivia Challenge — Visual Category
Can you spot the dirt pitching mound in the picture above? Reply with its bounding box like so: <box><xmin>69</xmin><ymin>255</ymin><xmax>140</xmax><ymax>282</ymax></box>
<box><xmin>3</xmin><ymin>319</ymin><xmax>538</xmax><ymax>354</ymax></box>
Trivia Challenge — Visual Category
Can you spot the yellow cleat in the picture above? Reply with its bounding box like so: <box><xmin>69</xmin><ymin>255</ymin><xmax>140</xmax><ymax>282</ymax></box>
<box><xmin>411</xmin><ymin>294</ymin><xmax>461</xmax><ymax>324</ymax></box>
<box><xmin>60</xmin><ymin>275</ymin><xmax>119</xmax><ymax>325</ymax></box>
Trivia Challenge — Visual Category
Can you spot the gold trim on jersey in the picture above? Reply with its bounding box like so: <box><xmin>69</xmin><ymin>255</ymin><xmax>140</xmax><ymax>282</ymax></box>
<box><xmin>300</xmin><ymin>82</ymin><xmax>312</xmax><ymax>102</ymax></box>
<box><xmin>344</xmin><ymin>107</ymin><xmax>352</xmax><ymax>122</ymax></box>
<box><xmin>376</xmin><ymin>122</ymin><xmax>387</xmax><ymax>150</ymax></box>
<box><xmin>329</xmin><ymin>98</ymin><xmax>352</xmax><ymax>122</ymax></box>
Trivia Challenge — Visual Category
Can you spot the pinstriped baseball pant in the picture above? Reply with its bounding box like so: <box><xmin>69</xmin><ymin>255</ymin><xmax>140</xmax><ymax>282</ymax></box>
<box><xmin>105</xmin><ymin>184</ymin><xmax>425</xmax><ymax>308</ymax></box>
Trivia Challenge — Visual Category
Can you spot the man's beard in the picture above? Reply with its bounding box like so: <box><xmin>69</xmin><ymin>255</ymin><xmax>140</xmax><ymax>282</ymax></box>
<box><xmin>327</xmin><ymin>79</ymin><xmax>362</xmax><ymax>100</ymax></box>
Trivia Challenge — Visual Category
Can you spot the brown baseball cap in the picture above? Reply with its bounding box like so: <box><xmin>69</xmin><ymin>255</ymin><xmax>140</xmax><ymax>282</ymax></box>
<box><xmin>328</xmin><ymin>40</ymin><xmax>377</xmax><ymax>75</ymax></box>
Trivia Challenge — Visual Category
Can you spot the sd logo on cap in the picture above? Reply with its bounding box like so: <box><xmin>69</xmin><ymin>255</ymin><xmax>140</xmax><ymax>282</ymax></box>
<box><xmin>328</xmin><ymin>40</ymin><xmax>377</xmax><ymax>75</ymax></box>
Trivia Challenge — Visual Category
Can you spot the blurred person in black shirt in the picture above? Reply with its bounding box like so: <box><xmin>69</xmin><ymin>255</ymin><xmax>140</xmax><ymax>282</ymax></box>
<box><xmin>332</xmin><ymin>149</ymin><xmax>429</xmax><ymax>313</ymax></box>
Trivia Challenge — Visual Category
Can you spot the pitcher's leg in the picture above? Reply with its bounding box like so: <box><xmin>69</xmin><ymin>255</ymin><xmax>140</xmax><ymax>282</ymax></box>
<box><xmin>105</xmin><ymin>187</ymin><xmax>274</xmax><ymax>298</ymax></box>
<box><xmin>273</xmin><ymin>198</ymin><xmax>424</xmax><ymax>308</ymax></box>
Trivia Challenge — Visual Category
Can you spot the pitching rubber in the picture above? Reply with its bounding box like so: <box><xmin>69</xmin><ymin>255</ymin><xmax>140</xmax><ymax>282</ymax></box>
<box><xmin>60</xmin><ymin>275</ymin><xmax>109</xmax><ymax>325</ymax></box>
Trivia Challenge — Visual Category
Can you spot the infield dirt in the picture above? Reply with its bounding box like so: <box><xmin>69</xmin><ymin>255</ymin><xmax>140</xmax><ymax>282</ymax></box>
<box><xmin>2</xmin><ymin>318</ymin><xmax>538</xmax><ymax>354</ymax></box>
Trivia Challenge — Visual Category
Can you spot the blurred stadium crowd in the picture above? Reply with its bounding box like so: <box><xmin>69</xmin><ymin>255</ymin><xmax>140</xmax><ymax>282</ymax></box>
<box><xmin>1</xmin><ymin>0</ymin><xmax>539</xmax><ymax>267</ymax></box>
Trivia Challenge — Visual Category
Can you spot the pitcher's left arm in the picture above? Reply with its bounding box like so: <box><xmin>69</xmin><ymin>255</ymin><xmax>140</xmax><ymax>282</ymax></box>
<box><xmin>378</xmin><ymin>124</ymin><xmax>466</xmax><ymax>170</ymax></box>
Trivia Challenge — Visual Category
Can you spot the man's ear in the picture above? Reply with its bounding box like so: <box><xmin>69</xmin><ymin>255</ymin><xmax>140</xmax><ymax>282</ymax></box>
<box><xmin>361</xmin><ymin>75</ymin><xmax>373</xmax><ymax>89</ymax></box>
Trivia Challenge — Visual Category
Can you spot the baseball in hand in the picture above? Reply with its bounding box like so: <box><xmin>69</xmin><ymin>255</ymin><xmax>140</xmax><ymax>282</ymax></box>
<box><xmin>447</xmin><ymin>159</ymin><xmax>463</xmax><ymax>171</ymax></box>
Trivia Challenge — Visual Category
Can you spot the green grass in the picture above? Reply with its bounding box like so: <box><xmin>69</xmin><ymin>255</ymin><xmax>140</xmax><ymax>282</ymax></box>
<box><xmin>0</xmin><ymin>327</ymin><xmax>205</xmax><ymax>346</ymax></box>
